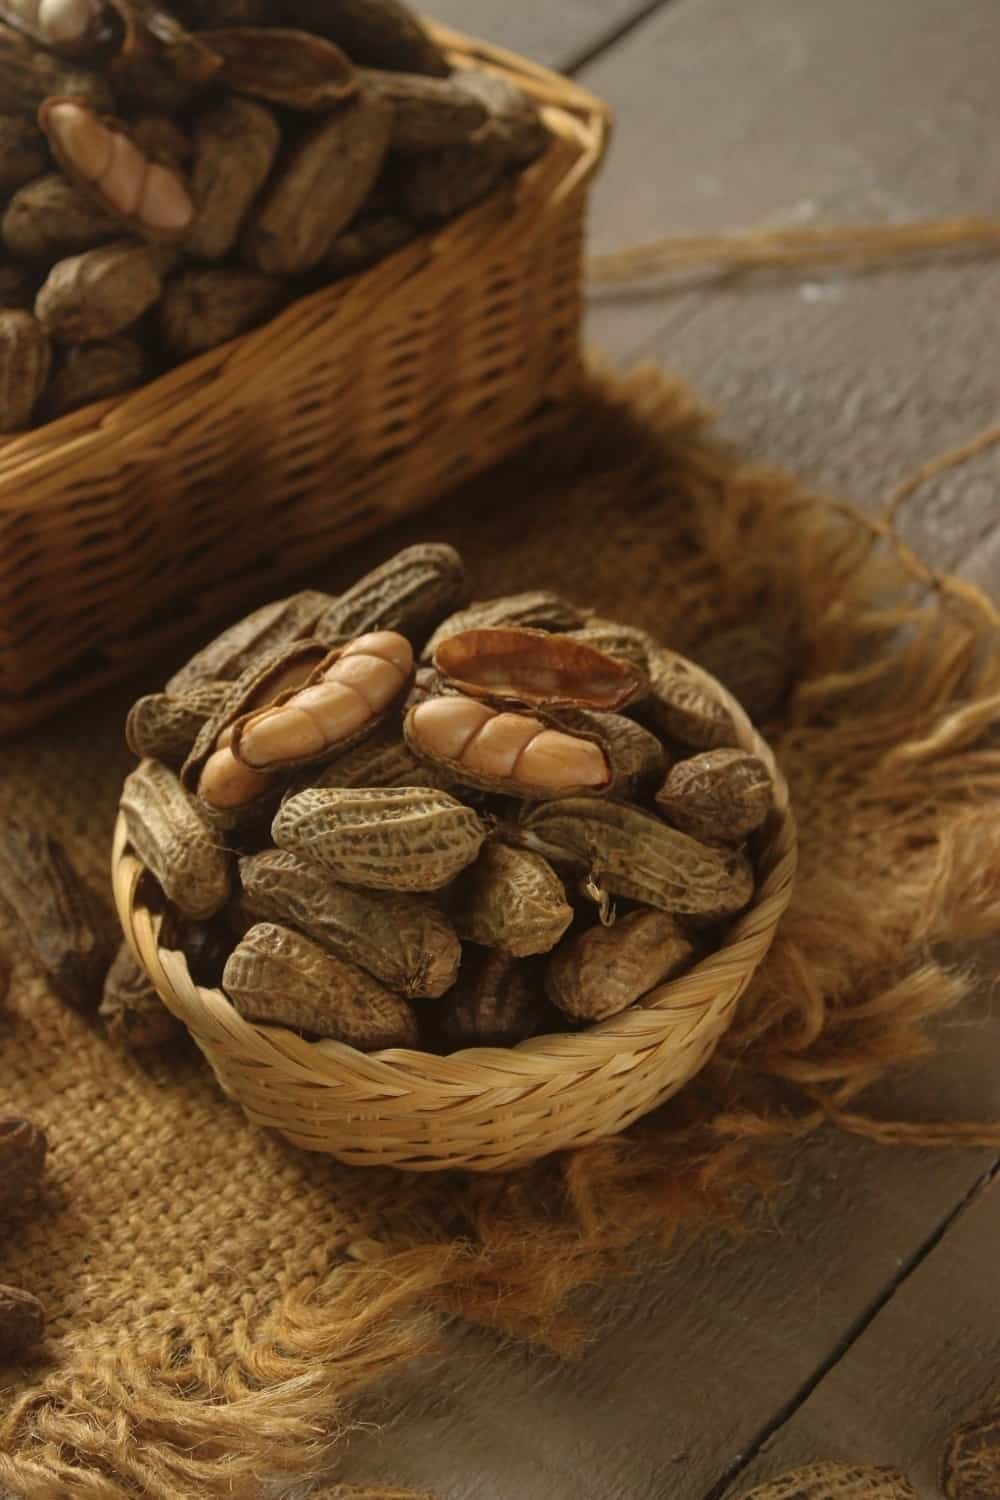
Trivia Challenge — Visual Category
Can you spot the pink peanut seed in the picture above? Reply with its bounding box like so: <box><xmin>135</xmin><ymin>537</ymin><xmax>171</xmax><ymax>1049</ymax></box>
<box><xmin>44</xmin><ymin>100</ymin><xmax>110</xmax><ymax>181</ymax></box>
<box><xmin>460</xmin><ymin>711</ymin><xmax>539</xmax><ymax>779</ymax></box>
<box><xmin>100</xmin><ymin>131</ymin><xmax>146</xmax><ymax>216</ymax></box>
<box><xmin>410</xmin><ymin>696</ymin><xmax>491</xmax><ymax>760</ymax></box>
<box><xmin>410</xmin><ymin>697</ymin><xmax>610</xmax><ymax>790</ymax></box>
<box><xmin>199</xmin><ymin>747</ymin><xmax>272</xmax><ymax>809</ymax></box>
<box><xmin>238</xmin><ymin>631</ymin><xmax>413</xmax><ymax>769</ymax></box>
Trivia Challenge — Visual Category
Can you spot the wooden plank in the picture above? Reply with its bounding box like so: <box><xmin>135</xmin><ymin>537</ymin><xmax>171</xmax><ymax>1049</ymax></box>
<box><xmin>728</xmin><ymin>1170</ymin><xmax>1000</xmax><ymax>1500</ymax></box>
<box><xmin>581</xmin><ymin>0</ymin><xmax>1000</xmax><ymax>575</ymax></box>
<box><xmin>332</xmin><ymin>1132</ymin><xmax>999</xmax><ymax>1498</ymax></box>
<box><xmin>423</xmin><ymin>0</ymin><xmax>664</xmax><ymax>73</ymax></box>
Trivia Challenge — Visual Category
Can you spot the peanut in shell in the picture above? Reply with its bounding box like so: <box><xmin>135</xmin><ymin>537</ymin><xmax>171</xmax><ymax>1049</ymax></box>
<box><xmin>546</xmin><ymin>909</ymin><xmax>695</xmax><ymax>1021</ymax></box>
<box><xmin>223</xmin><ymin>921</ymin><xmax>420</xmax><ymax>1050</ymax></box>
<box><xmin>120</xmin><ymin>759</ymin><xmax>232</xmax><ymax>920</ymax></box>
<box><xmin>446</xmin><ymin>842</ymin><xmax>573</xmax><ymax>957</ymax></box>
<box><xmin>315</xmin><ymin>543</ymin><xmax>466</xmax><ymax>650</ymax></box>
<box><xmin>656</xmin><ymin>748</ymin><xmax>772</xmax><ymax>844</ymax></box>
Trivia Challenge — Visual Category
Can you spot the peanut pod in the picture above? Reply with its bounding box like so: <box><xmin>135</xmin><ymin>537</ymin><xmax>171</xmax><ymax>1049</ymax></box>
<box><xmin>0</xmin><ymin>0</ymin><xmax>108</xmax><ymax>51</ymax></box>
<box><xmin>433</xmin><ymin>626</ymin><xmax>645</xmax><ymax>711</ymax></box>
<box><xmin>239</xmin><ymin>848</ymin><xmax>461</xmax><ymax>998</ymax></box>
<box><xmin>166</xmin><ymin>588</ymin><xmax>333</xmax><ymax>694</ymax></box>
<box><xmin>422</xmin><ymin>590</ymin><xmax>586</xmax><ymax>661</ymax></box>
<box><xmin>519</xmin><ymin>798</ymin><xmax>754</xmax><ymax>919</ymax></box>
<box><xmin>0</xmin><ymin>1284</ymin><xmax>45</xmax><ymax>1362</ymax></box>
<box><xmin>275</xmin><ymin>0</ymin><xmax>449</xmax><ymax>79</ymax></box>
<box><xmin>99</xmin><ymin>938</ymin><xmax>180</xmax><ymax>1048</ymax></box>
<box><xmin>295</xmin><ymin>725</ymin><xmax>454</xmax><ymax>793</ymax></box>
<box><xmin>404</xmin><ymin>695</ymin><xmax>611</xmax><ymax>800</ymax></box>
<box><xmin>324</xmin><ymin>210</ymin><xmax>416</xmax><ymax>278</ymax></box>
<box><xmin>362</xmin><ymin>67</ymin><xmax>487</xmax><ymax>149</ymax></box>
<box><xmin>0</xmin><ymin>307</ymin><xmax>49</xmax><ymax>430</ymax></box>
<box><xmin>159</xmin><ymin>267</ymin><xmax>288</xmax><ymax>356</ymax></box>
<box><xmin>223</xmin><ymin>921</ymin><xmax>420</xmax><ymax>1050</ymax></box>
<box><xmin>656</xmin><ymin>748</ymin><xmax>773</xmax><ymax>844</ymax></box>
<box><xmin>438</xmin><ymin>948</ymin><xmax>545</xmax><ymax>1051</ymax></box>
<box><xmin>126</xmin><ymin>680</ymin><xmax>229</xmax><ymax>764</ymax></box>
<box><xmin>648</xmin><ymin>651</ymin><xmax>739</xmax><ymax>749</ymax></box>
<box><xmin>550</xmin><ymin>708</ymin><xmax>666</xmax><ymax>800</ymax></box>
<box><xmin>0</xmin><ymin>815</ymin><xmax>113</xmax><ymax>1010</ymax></box>
<box><xmin>0</xmin><ymin>20</ymin><xmax>112</xmax><ymax>112</ymax></box>
<box><xmin>185</xmin><ymin>96</ymin><xmax>280</xmax><ymax>261</ymax></box>
<box><xmin>400</xmin><ymin>123</ymin><xmax>508</xmax><ymax>225</ymax></box>
<box><xmin>120</xmin><ymin>759</ymin><xmax>232</xmax><ymax>919</ymax></box>
<box><xmin>450</xmin><ymin>68</ymin><xmax>549</xmax><ymax>165</ymax></box>
<box><xmin>243</xmin><ymin>88</ymin><xmax>391</xmax><ymax>274</ymax></box>
<box><xmin>546</xmin><ymin>909</ymin><xmax>695</xmax><ymax>1021</ymax></box>
<box><xmin>198</xmin><ymin>25</ymin><xmax>356</xmax><ymax>111</ymax></box>
<box><xmin>182</xmin><ymin>640</ymin><xmax>330</xmax><ymax>813</ymax></box>
<box><xmin>273</xmin><ymin>786</ymin><xmax>487</xmax><ymax>893</ymax></box>
<box><xmin>40</xmin><ymin>99</ymin><xmax>195</xmax><ymax>242</ymax></box>
<box><xmin>315</xmin><ymin>543</ymin><xmax>466</xmax><ymax>649</ymax></box>
<box><xmin>0</xmin><ymin>111</ymin><xmax>47</xmax><ymax>189</ymax></box>
<box><xmin>44</xmin><ymin>334</ymin><xmax>146</xmax><ymax>418</ymax></box>
<box><xmin>130</xmin><ymin>112</ymin><xmax>192</xmax><ymax>168</ymax></box>
<box><xmin>568</xmin><ymin>618</ymin><xmax>657</xmax><ymax>673</ymax></box>
<box><xmin>446</xmin><ymin>842</ymin><xmax>572</xmax><ymax>957</ymax></box>
<box><xmin>3</xmin><ymin>172</ymin><xmax>117</xmax><ymax>261</ymax></box>
<box><xmin>35</xmin><ymin>240</ymin><xmax>167</xmax><ymax>342</ymax></box>
<box><xmin>0</xmin><ymin>1116</ymin><xmax>47</xmax><ymax>1211</ymax></box>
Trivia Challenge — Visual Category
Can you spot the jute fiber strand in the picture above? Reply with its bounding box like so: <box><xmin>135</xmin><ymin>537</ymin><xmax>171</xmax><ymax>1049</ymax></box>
<box><xmin>112</xmin><ymin>668</ymin><xmax>796</xmax><ymax>1172</ymax></box>
<box><xmin>0</xmin><ymin>24</ymin><xmax>609</xmax><ymax>737</ymax></box>
<box><xmin>2</xmin><ymin>363</ymin><xmax>1000</xmax><ymax>1498</ymax></box>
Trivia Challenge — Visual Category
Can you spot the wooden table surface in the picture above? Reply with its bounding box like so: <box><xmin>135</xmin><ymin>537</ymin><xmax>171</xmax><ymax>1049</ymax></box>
<box><xmin>323</xmin><ymin>3</ymin><xmax>1000</xmax><ymax>1495</ymax></box>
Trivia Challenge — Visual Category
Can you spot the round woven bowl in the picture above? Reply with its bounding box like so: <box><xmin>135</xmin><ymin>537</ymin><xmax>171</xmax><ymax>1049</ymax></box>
<box><xmin>112</xmin><ymin>666</ymin><xmax>797</xmax><ymax>1172</ymax></box>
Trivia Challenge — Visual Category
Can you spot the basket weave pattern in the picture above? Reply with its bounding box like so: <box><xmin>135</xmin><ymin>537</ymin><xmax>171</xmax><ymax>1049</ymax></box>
<box><xmin>113</xmin><ymin>667</ymin><xmax>797</xmax><ymax>1173</ymax></box>
<box><xmin>0</xmin><ymin>27</ymin><xmax>609</xmax><ymax>736</ymax></box>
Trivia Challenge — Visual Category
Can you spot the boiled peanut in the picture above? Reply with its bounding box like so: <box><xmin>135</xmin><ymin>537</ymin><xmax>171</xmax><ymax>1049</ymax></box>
<box><xmin>223</xmin><ymin>921</ymin><xmax>420</xmax><ymax>1050</ymax></box>
<box><xmin>450</xmin><ymin>69</ymin><xmax>549</xmax><ymax>165</ymax></box>
<box><xmin>296</xmin><ymin>725</ymin><xmax>452</xmax><ymax>793</ymax></box>
<box><xmin>401</xmin><ymin>125</ymin><xmax>508</xmax><ymax>225</ymax></box>
<box><xmin>0</xmin><ymin>20</ymin><xmax>113</xmax><ymax>112</ymax></box>
<box><xmin>546</xmin><ymin>909</ymin><xmax>695</xmax><ymax>1021</ymax></box>
<box><xmin>120</xmin><ymin>759</ymin><xmax>232</xmax><ymax>919</ymax></box>
<box><xmin>363</xmin><ymin>67</ymin><xmax>488</xmax><ymax>150</ymax></box>
<box><xmin>0</xmin><ymin>111</ymin><xmax>47</xmax><ymax>189</ymax></box>
<box><xmin>40</xmin><ymin>99</ymin><xmax>194</xmax><ymax>241</ymax></box>
<box><xmin>0</xmin><ymin>307</ymin><xmax>49</xmax><ymax>430</ymax></box>
<box><xmin>45</xmin><ymin>335</ymin><xmax>146</xmax><ymax>418</ymax></box>
<box><xmin>519</xmin><ymin>798</ymin><xmax>754</xmax><ymax>919</ymax></box>
<box><xmin>405</xmin><ymin>695</ymin><xmax>610</xmax><ymax>799</ymax></box>
<box><xmin>438</xmin><ymin>948</ymin><xmax>545</xmax><ymax>1050</ymax></box>
<box><xmin>422</xmin><ymin>591</ymin><xmax>586</xmax><ymax>661</ymax></box>
<box><xmin>243</xmin><ymin>89</ymin><xmax>391</xmax><ymax>274</ymax></box>
<box><xmin>3</xmin><ymin>173</ymin><xmax>117</xmax><ymax>261</ymax></box>
<box><xmin>198</xmin><ymin>25</ymin><xmax>356</xmax><ymax>111</ymax></box>
<box><xmin>232</xmin><ymin>630</ymin><xmax>413</xmax><ymax>772</ymax></box>
<box><xmin>692</xmin><ymin>625</ymin><xmax>791</xmax><ymax>724</ymax></box>
<box><xmin>130</xmin><ymin>114</ymin><xmax>192</xmax><ymax>170</ymax></box>
<box><xmin>433</xmin><ymin>626</ymin><xmax>645</xmax><ymax>711</ymax></box>
<box><xmin>1</xmin><ymin>0</ymin><xmax>104</xmax><ymax>48</ymax></box>
<box><xmin>166</xmin><ymin>589</ymin><xmax>333</xmax><ymax>694</ymax></box>
<box><xmin>325</xmin><ymin>211</ymin><xmax>415</xmax><ymax>277</ymax></box>
<box><xmin>35</xmin><ymin>240</ymin><xmax>166</xmax><ymax>342</ymax></box>
<box><xmin>648</xmin><ymin>651</ymin><xmax>738</xmax><ymax>749</ymax></box>
<box><xmin>551</xmin><ymin>708</ymin><xmax>666</xmax><ymax>799</ymax></box>
<box><xmin>315</xmin><ymin>543</ymin><xmax>466</xmax><ymax>649</ymax></box>
<box><xmin>126</xmin><ymin>680</ymin><xmax>229</xmax><ymax>765</ymax></box>
<box><xmin>239</xmin><ymin>848</ymin><xmax>461</xmax><ymax>998</ymax></box>
<box><xmin>99</xmin><ymin>939</ymin><xmax>180</xmax><ymax>1049</ymax></box>
<box><xmin>273</xmin><ymin>786</ymin><xmax>486</xmax><ymax>892</ymax></box>
<box><xmin>446</xmin><ymin>842</ymin><xmax>572</xmax><ymax>957</ymax></box>
<box><xmin>277</xmin><ymin>0</ymin><xmax>449</xmax><ymax>78</ymax></box>
<box><xmin>656</xmin><ymin>749</ymin><xmax>772</xmax><ymax>844</ymax></box>
<box><xmin>159</xmin><ymin>267</ymin><xmax>287</xmax><ymax>357</ymax></box>
<box><xmin>185</xmin><ymin>96</ymin><xmax>280</xmax><ymax>261</ymax></box>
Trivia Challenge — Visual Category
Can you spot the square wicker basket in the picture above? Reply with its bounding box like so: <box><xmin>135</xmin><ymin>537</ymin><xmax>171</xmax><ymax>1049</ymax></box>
<box><xmin>0</xmin><ymin>25</ymin><xmax>610</xmax><ymax>737</ymax></box>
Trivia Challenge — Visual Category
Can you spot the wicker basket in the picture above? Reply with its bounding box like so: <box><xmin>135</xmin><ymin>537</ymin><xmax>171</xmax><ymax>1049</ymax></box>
<box><xmin>0</xmin><ymin>26</ymin><xmax>609</xmax><ymax>738</ymax></box>
<box><xmin>112</xmin><ymin>666</ymin><xmax>797</xmax><ymax>1173</ymax></box>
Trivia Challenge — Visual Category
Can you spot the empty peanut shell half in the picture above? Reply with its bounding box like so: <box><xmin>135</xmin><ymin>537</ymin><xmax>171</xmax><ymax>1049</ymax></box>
<box><xmin>433</xmin><ymin>627</ymin><xmax>645</xmax><ymax>711</ymax></box>
<box><xmin>39</xmin><ymin>98</ymin><xmax>194</xmax><ymax>241</ymax></box>
<box><xmin>197</xmin><ymin>26</ymin><xmax>356</xmax><ymax>110</ymax></box>
<box><xmin>405</xmin><ymin>695</ymin><xmax>611</xmax><ymax>800</ymax></box>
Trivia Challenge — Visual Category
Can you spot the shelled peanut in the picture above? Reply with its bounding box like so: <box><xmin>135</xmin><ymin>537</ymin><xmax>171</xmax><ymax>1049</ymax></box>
<box><xmin>119</xmin><ymin>543</ymin><xmax>778</xmax><ymax>1054</ymax></box>
<box><xmin>0</xmin><ymin>0</ymin><xmax>553</xmax><ymax>432</ymax></box>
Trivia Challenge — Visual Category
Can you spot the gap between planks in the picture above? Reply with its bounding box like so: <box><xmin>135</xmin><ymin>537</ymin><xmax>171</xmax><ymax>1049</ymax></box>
<box><xmin>705</xmin><ymin>1155</ymin><xmax>1000</xmax><ymax>1500</ymax></box>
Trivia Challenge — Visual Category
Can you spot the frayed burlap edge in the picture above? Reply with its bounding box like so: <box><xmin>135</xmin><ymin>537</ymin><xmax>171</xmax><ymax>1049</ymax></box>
<box><xmin>2</xmin><ymin>357</ymin><xmax>999</xmax><ymax>1500</ymax></box>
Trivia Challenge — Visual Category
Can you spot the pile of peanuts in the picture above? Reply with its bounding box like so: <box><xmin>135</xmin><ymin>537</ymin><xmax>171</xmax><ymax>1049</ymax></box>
<box><xmin>0</xmin><ymin>0</ymin><xmax>550</xmax><ymax>430</ymax></box>
<box><xmin>120</xmin><ymin>544</ymin><xmax>787</xmax><ymax>1054</ymax></box>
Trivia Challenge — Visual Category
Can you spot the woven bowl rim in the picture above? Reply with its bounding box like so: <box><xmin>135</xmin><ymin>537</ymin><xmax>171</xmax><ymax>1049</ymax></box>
<box><xmin>113</xmin><ymin>660</ymin><xmax>798</xmax><ymax>1092</ymax></box>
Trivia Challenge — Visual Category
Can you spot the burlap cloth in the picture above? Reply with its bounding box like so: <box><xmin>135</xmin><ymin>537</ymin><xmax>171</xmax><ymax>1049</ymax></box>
<box><xmin>2</xmin><ymin>363</ymin><xmax>999</xmax><ymax>1500</ymax></box>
